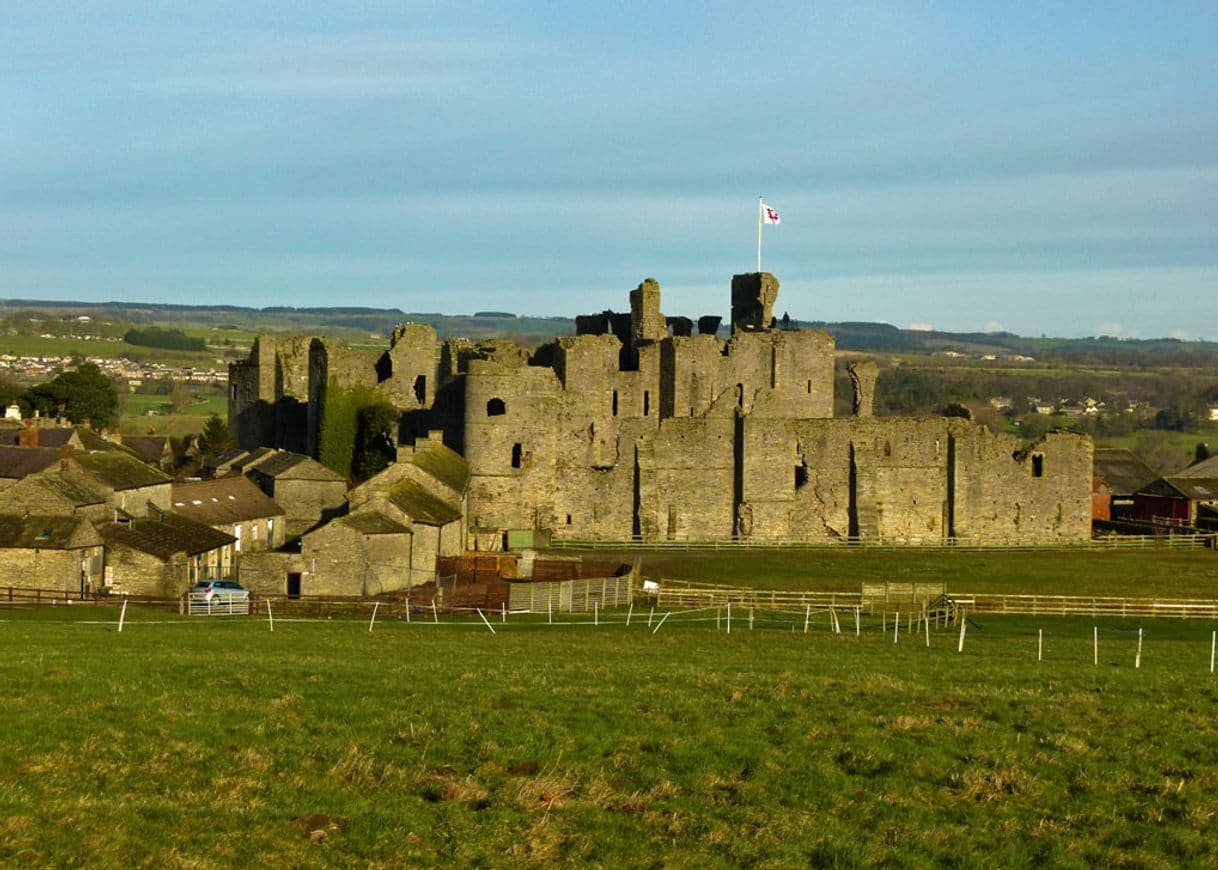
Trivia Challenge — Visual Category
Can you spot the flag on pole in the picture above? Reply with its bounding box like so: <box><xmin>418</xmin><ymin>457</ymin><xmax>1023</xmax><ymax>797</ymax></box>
<box><xmin>761</xmin><ymin>200</ymin><xmax>781</xmax><ymax>224</ymax></box>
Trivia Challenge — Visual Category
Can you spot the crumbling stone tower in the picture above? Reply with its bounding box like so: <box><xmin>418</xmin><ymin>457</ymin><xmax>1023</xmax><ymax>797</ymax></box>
<box><xmin>731</xmin><ymin>272</ymin><xmax>780</xmax><ymax>332</ymax></box>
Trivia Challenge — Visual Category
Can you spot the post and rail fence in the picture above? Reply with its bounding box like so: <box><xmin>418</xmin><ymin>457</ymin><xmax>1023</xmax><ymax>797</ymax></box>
<box><xmin>549</xmin><ymin>533</ymin><xmax>1218</xmax><ymax>552</ymax></box>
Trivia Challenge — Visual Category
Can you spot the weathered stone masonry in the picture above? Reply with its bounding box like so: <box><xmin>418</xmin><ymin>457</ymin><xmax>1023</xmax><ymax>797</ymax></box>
<box><xmin>230</xmin><ymin>273</ymin><xmax>1093</xmax><ymax>545</ymax></box>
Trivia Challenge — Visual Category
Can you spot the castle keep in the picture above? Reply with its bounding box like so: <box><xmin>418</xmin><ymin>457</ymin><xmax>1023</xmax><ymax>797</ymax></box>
<box><xmin>230</xmin><ymin>273</ymin><xmax>1092</xmax><ymax>545</ymax></box>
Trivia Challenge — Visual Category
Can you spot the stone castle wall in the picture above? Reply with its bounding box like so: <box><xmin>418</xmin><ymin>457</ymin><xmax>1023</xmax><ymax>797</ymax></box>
<box><xmin>229</xmin><ymin>272</ymin><xmax>1094</xmax><ymax>546</ymax></box>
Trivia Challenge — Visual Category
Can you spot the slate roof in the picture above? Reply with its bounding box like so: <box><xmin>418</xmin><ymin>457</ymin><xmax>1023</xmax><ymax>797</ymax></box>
<box><xmin>0</xmin><ymin>446</ymin><xmax>63</xmax><ymax>480</ymax></box>
<box><xmin>122</xmin><ymin>436</ymin><xmax>172</xmax><ymax>466</ymax></box>
<box><xmin>171</xmin><ymin>477</ymin><xmax>285</xmax><ymax>525</ymax></box>
<box><xmin>1092</xmin><ymin>448</ymin><xmax>1159</xmax><ymax>496</ymax></box>
<box><xmin>1175</xmin><ymin>455</ymin><xmax>1218</xmax><ymax>479</ymax></box>
<box><xmin>341</xmin><ymin>511</ymin><xmax>410</xmax><ymax>536</ymax></box>
<box><xmin>0</xmin><ymin>514</ymin><xmax>99</xmax><ymax>549</ymax></box>
<box><xmin>388</xmin><ymin>477</ymin><xmax>462</xmax><ymax>526</ymax></box>
<box><xmin>98</xmin><ymin>513</ymin><xmax>235</xmax><ymax>560</ymax></box>
<box><xmin>409</xmin><ymin>442</ymin><xmax>470</xmax><ymax>493</ymax></box>
<box><xmin>249</xmin><ymin>451</ymin><xmax>345</xmax><ymax>482</ymax></box>
<box><xmin>72</xmin><ymin>450</ymin><xmax>171</xmax><ymax>491</ymax></box>
<box><xmin>13</xmin><ymin>471</ymin><xmax>109</xmax><ymax>507</ymax></box>
<box><xmin>1164</xmin><ymin>477</ymin><xmax>1218</xmax><ymax>501</ymax></box>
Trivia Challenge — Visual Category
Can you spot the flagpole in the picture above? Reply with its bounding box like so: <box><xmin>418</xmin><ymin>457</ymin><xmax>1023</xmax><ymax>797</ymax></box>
<box><xmin>756</xmin><ymin>196</ymin><xmax>763</xmax><ymax>272</ymax></box>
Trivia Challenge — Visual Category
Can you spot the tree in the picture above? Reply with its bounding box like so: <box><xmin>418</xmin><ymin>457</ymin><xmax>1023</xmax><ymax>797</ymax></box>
<box><xmin>20</xmin><ymin>362</ymin><xmax>118</xmax><ymax>429</ymax></box>
<box><xmin>169</xmin><ymin>381</ymin><xmax>192</xmax><ymax>413</ymax></box>
<box><xmin>197</xmin><ymin>414</ymin><xmax>235</xmax><ymax>461</ymax></box>
<box><xmin>352</xmin><ymin>401</ymin><xmax>398</xmax><ymax>482</ymax></box>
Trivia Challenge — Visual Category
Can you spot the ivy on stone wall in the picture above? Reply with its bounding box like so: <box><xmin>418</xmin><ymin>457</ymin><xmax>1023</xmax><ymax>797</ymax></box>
<box><xmin>317</xmin><ymin>379</ymin><xmax>397</xmax><ymax>482</ymax></box>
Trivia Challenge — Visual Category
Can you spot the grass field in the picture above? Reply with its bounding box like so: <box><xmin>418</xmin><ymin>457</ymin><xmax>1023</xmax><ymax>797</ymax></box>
<box><xmin>119</xmin><ymin>393</ymin><xmax>228</xmax><ymax>438</ymax></box>
<box><xmin>1</xmin><ymin>606</ymin><xmax>1216</xmax><ymax>866</ymax></box>
<box><xmin>564</xmin><ymin>547</ymin><xmax>1218</xmax><ymax>599</ymax></box>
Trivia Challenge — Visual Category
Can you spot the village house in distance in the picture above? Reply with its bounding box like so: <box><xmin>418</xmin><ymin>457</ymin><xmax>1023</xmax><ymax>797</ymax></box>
<box><xmin>230</xmin><ymin>272</ymin><xmax>1093</xmax><ymax>546</ymax></box>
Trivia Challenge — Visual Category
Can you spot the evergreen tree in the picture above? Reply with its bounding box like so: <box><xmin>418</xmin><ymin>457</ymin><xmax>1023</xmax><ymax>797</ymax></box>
<box><xmin>20</xmin><ymin>362</ymin><xmax>118</xmax><ymax>429</ymax></box>
<box><xmin>198</xmin><ymin>414</ymin><xmax>235</xmax><ymax>460</ymax></box>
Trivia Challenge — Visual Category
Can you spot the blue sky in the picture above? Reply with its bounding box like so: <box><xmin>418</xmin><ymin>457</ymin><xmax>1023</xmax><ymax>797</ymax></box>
<box><xmin>2</xmin><ymin>2</ymin><xmax>1216</xmax><ymax>338</ymax></box>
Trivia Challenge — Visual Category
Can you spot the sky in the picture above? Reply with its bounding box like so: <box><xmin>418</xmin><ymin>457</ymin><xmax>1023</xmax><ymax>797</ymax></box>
<box><xmin>2</xmin><ymin>2</ymin><xmax>1216</xmax><ymax>338</ymax></box>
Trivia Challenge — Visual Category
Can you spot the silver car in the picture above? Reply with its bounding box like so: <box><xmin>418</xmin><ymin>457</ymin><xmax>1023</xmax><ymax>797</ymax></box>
<box><xmin>193</xmin><ymin>580</ymin><xmax>249</xmax><ymax>602</ymax></box>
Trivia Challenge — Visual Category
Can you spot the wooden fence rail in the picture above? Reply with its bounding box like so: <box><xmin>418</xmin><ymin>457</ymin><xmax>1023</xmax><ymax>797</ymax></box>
<box><xmin>649</xmin><ymin>581</ymin><xmax>1218</xmax><ymax>621</ymax></box>
<box><xmin>551</xmin><ymin>534</ymin><xmax>1218</xmax><ymax>552</ymax></box>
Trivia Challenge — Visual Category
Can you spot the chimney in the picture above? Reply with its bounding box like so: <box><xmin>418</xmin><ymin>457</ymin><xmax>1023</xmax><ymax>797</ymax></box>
<box><xmin>18</xmin><ymin>428</ymin><xmax>38</xmax><ymax>448</ymax></box>
<box><xmin>59</xmin><ymin>445</ymin><xmax>73</xmax><ymax>471</ymax></box>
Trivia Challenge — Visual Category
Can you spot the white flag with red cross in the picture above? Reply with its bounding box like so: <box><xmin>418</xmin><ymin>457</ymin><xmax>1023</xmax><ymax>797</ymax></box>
<box><xmin>761</xmin><ymin>200</ymin><xmax>781</xmax><ymax>224</ymax></box>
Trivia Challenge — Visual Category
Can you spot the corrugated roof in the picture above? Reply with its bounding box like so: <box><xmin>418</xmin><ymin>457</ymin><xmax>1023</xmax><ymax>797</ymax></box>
<box><xmin>0</xmin><ymin>446</ymin><xmax>63</xmax><ymax>480</ymax></box>
<box><xmin>388</xmin><ymin>477</ymin><xmax>462</xmax><ymax>526</ymax></box>
<box><xmin>98</xmin><ymin>513</ymin><xmax>234</xmax><ymax>560</ymax></box>
<box><xmin>341</xmin><ymin>511</ymin><xmax>410</xmax><ymax>535</ymax></box>
<box><xmin>1093</xmin><ymin>448</ymin><xmax>1159</xmax><ymax>496</ymax></box>
<box><xmin>73</xmin><ymin>450</ymin><xmax>171</xmax><ymax>491</ymax></box>
<box><xmin>0</xmin><ymin>514</ymin><xmax>98</xmax><ymax>549</ymax></box>
<box><xmin>250</xmin><ymin>451</ymin><xmax>346</xmax><ymax>481</ymax></box>
<box><xmin>171</xmin><ymin>477</ymin><xmax>285</xmax><ymax>525</ymax></box>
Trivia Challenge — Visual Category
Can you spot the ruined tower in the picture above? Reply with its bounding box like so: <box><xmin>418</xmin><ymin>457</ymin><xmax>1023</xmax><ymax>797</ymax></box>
<box><xmin>730</xmin><ymin>272</ymin><xmax>780</xmax><ymax>332</ymax></box>
<box><xmin>630</xmin><ymin>278</ymin><xmax>666</xmax><ymax>344</ymax></box>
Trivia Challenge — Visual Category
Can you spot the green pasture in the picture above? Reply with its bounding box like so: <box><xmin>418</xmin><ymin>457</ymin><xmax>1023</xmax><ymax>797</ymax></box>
<box><xmin>119</xmin><ymin>392</ymin><xmax>227</xmax><ymax>437</ymax></box>
<box><xmin>567</xmin><ymin>547</ymin><xmax>1218</xmax><ymax>599</ymax></box>
<box><xmin>0</xmin><ymin>607</ymin><xmax>1215</xmax><ymax>866</ymax></box>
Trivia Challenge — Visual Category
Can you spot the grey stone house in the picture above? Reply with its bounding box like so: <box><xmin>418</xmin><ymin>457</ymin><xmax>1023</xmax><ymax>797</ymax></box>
<box><xmin>97</xmin><ymin>512</ymin><xmax>235</xmax><ymax>597</ymax></box>
<box><xmin>171</xmin><ymin>476</ymin><xmax>286</xmax><ymax>578</ymax></box>
<box><xmin>243</xmin><ymin>450</ymin><xmax>347</xmax><ymax>535</ymax></box>
<box><xmin>0</xmin><ymin>514</ymin><xmax>105</xmax><ymax>595</ymax></box>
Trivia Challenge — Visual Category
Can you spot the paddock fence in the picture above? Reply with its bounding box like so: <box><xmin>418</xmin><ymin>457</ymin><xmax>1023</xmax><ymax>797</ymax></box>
<box><xmin>508</xmin><ymin>575</ymin><xmax>634</xmax><ymax>614</ymax></box>
<box><xmin>648</xmin><ymin>580</ymin><xmax>1218</xmax><ymax>621</ymax></box>
<box><xmin>550</xmin><ymin>533</ymin><xmax>1218</xmax><ymax>552</ymax></box>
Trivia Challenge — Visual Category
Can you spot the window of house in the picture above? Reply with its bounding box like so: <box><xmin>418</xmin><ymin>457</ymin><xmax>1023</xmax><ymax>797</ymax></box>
<box><xmin>511</xmin><ymin>443</ymin><xmax>523</xmax><ymax>469</ymax></box>
<box><xmin>1032</xmin><ymin>454</ymin><xmax>1044</xmax><ymax>477</ymax></box>
<box><xmin>612</xmin><ymin>390</ymin><xmax>618</xmax><ymax>417</ymax></box>
<box><xmin>413</xmin><ymin>375</ymin><xmax>426</xmax><ymax>404</ymax></box>
<box><xmin>643</xmin><ymin>390</ymin><xmax>650</xmax><ymax>416</ymax></box>
<box><xmin>487</xmin><ymin>397</ymin><xmax>506</xmax><ymax>416</ymax></box>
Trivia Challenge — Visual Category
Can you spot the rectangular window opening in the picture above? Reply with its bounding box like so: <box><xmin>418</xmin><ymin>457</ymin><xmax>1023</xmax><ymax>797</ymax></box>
<box><xmin>1032</xmin><ymin>454</ymin><xmax>1044</xmax><ymax>478</ymax></box>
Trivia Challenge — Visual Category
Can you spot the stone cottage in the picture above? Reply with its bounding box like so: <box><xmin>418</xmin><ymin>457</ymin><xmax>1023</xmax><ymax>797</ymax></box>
<box><xmin>0</xmin><ymin>514</ymin><xmax>104</xmax><ymax>595</ymax></box>
<box><xmin>97</xmin><ymin>512</ymin><xmax>235</xmax><ymax>597</ymax></box>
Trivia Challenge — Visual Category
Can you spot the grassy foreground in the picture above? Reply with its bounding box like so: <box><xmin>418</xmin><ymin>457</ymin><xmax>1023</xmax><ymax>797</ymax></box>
<box><xmin>2</xmin><ymin>607</ymin><xmax>1217</xmax><ymax>867</ymax></box>
<box><xmin>569</xmin><ymin>547</ymin><xmax>1218</xmax><ymax>599</ymax></box>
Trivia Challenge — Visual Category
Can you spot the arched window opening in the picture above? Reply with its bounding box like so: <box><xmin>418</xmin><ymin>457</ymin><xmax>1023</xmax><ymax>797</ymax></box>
<box><xmin>487</xmin><ymin>397</ymin><xmax>506</xmax><ymax>417</ymax></box>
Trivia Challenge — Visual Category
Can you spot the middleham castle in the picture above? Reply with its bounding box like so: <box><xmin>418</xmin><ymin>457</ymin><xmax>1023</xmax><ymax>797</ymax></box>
<box><xmin>229</xmin><ymin>273</ymin><xmax>1093</xmax><ymax>547</ymax></box>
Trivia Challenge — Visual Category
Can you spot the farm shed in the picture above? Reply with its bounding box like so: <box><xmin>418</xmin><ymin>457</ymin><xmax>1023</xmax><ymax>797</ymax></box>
<box><xmin>1092</xmin><ymin>447</ymin><xmax>1158</xmax><ymax>521</ymax></box>
<box><xmin>1132</xmin><ymin>477</ymin><xmax>1218</xmax><ymax>526</ymax></box>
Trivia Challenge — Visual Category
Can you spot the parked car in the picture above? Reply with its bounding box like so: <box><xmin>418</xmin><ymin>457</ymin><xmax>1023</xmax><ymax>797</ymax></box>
<box><xmin>193</xmin><ymin>579</ymin><xmax>248</xmax><ymax>602</ymax></box>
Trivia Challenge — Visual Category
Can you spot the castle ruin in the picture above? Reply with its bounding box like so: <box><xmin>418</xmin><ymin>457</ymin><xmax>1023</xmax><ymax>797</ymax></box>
<box><xmin>230</xmin><ymin>273</ymin><xmax>1093</xmax><ymax>545</ymax></box>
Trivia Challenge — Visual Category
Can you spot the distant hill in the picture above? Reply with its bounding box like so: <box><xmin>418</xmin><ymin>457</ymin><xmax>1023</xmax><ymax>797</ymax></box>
<box><xmin>3</xmin><ymin>297</ymin><xmax>1216</xmax><ymax>366</ymax></box>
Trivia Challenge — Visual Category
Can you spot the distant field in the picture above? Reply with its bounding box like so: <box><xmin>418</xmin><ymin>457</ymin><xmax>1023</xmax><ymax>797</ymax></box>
<box><xmin>558</xmin><ymin>547</ymin><xmax>1218</xmax><ymax>599</ymax></box>
<box><xmin>0</xmin><ymin>607</ymin><xmax>1215</xmax><ymax>866</ymax></box>
<box><xmin>1</xmin><ymin>332</ymin><xmax>243</xmax><ymax>369</ymax></box>
<box><xmin>120</xmin><ymin>392</ymin><xmax>227</xmax><ymax>437</ymax></box>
